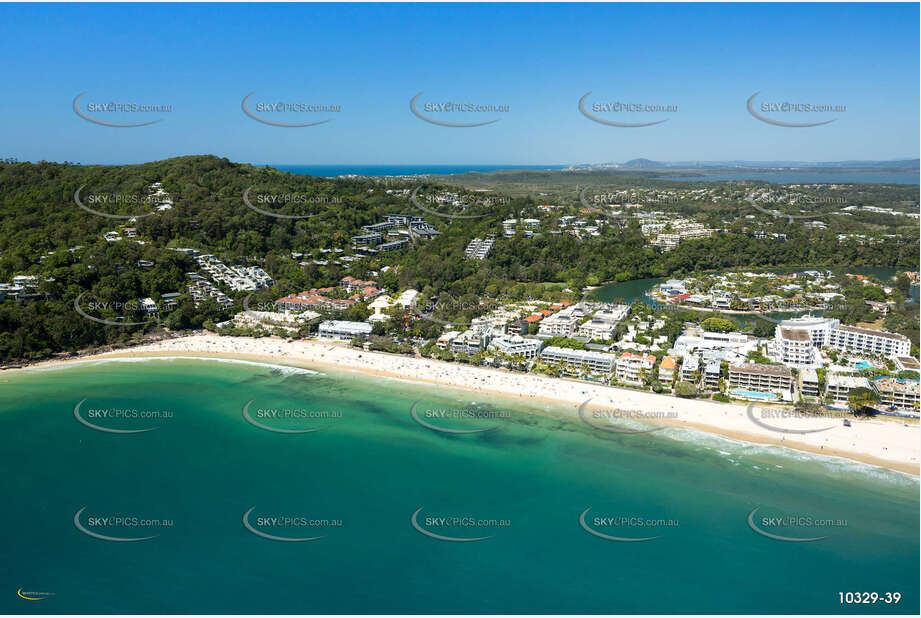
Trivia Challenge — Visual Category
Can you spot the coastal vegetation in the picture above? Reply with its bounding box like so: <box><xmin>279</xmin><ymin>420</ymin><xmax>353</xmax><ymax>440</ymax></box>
<box><xmin>0</xmin><ymin>155</ymin><xmax>918</xmax><ymax>363</ymax></box>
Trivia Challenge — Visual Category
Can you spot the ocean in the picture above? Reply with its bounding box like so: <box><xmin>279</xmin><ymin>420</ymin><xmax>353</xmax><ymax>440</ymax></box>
<box><xmin>1</xmin><ymin>358</ymin><xmax>918</xmax><ymax>614</ymax></box>
<box><xmin>265</xmin><ymin>165</ymin><xmax>918</xmax><ymax>185</ymax></box>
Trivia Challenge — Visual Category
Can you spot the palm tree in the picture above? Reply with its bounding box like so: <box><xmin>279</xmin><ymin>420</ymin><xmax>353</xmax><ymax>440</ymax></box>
<box><xmin>848</xmin><ymin>387</ymin><xmax>879</xmax><ymax>416</ymax></box>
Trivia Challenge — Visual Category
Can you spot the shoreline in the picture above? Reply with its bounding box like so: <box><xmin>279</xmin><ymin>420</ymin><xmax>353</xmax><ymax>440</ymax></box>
<box><xmin>13</xmin><ymin>334</ymin><xmax>920</xmax><ymax>476</ymax></box>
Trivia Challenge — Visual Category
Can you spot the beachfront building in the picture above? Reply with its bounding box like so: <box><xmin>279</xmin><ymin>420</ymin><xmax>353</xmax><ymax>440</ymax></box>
<box><xmin>680</xmin><ymin>354</ymin><xmax>700</xmax><ymax>383</ymax></box>
<box><xmin>615</xmin><ymin>352</ymin><xmax>656</xmax><ymax>385</ymax></box>
<box><xmin>872</xmin><ymin>377</ymin><xmax>919</xmax><ymax>412</ymax></box>
<box><xmin>488</xmin><ymin>335</ymin><xmax>541</xmax><ymax>360</ymax></box>
<box><xmin>776</xmin><ymin>327</ymin><xmax>818</xmax><ymax>368</ymax></box>
<box><xmin>436</xmin><ymin>331</ymin><xmax>461</xmax><ymax>350</ymax></box>
<box><xmin>450</xmin><ymin>329</ymin><xmax>487</xmax><ymax>355</ymax></box>
<box><xmin>827</xmin><ymin>325</ymin><xmax>912</xmax><ymax>358</ymax></box>
<box><xmin>540</xmin><ymin>346</ymin><xmax>616</xmax><ymax>375</ymax></box>
<box><xmin>669</xmin><ymin>328</ymin><xmax>756</xmax><ymax>365</ymax></box>
<box><xmin>825</xmin><ymin>374</ymin><xmax>871</xmax><ymax>404</ymax></box>
<box><xmin>318</xmin><ymin>320</ymin><xmax>373</xmax><ymax>341</ymax></box>
<box><xmin>728</xmin><ymin>363</ymin><xmax>793</xmax><ymax>395</ymax></box>
<box><xmin>368</xmin><ymin>295</ymin><xmax>393</xmax><ymax>321</ymax></box>
<box><xmin>703</xmin><ymin>360</ymin><xmax>721</xmax><ymax>390</ymax></box>
<box><xmin>776</xmin><ymin>316</ymin><xmax>839</xmax><ymax>348</ymax></box>
<box><xmin>799</xmin><ymin>369</ymin><xmax>820</xmax><ymax>398</ymax></box>
<box><xmin>658</xmin><ymin>355</ymin><xmax>677</xmax><ymax>383</ymax></box>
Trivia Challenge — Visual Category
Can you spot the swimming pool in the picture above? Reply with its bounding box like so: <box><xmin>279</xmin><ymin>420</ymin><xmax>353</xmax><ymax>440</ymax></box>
<box><xmin>730</xmin><ymin>388</ymin><xmax>778</xmax><ymax>401</ymax></box>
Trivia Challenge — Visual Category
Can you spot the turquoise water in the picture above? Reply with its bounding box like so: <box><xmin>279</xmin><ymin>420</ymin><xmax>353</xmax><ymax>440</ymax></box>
<box><xmin>730</xmin><ymin>388</ymin><xmax>778</xmax><ymax>400</ymax></box>
<box><xmin>1</xmin><ymin>358</ymin><xmax>917</xmax><ymax>614</ymax></box>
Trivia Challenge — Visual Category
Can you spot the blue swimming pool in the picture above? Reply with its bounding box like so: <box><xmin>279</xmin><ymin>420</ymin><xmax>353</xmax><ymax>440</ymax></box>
<box><xmin>730</xmin><ymin>388</ymin><xmax>778</xmax><ymax>400</ymax></box>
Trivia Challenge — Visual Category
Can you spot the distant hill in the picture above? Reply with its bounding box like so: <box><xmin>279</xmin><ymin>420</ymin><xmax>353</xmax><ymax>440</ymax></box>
<box><xmin>621</xmin><ymin>158</ymin><xmax>666</xmax><ymax>169</ymax></box>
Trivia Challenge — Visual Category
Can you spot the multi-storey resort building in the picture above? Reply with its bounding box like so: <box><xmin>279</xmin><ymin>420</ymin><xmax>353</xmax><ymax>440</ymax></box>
<box><xmin>827</xmin><ymin>325</ymin><xmax>912</xmax><ymax>358</ymax></box>
<box><xmin>540</xmin><ymin>346</ymin><xmax>616</xmax><ymax>374</ymax></box>
<box><xmin>728</xmin><ymin>363</ymin><xmax>793</xmax><ymax>394</ymax></box>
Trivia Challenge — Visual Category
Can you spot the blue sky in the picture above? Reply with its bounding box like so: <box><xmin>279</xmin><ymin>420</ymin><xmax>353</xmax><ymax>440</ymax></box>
<box><xmin>1</xmin><ymin>2</ymin><xmax>918</xmax><ymax>165</ymax></box>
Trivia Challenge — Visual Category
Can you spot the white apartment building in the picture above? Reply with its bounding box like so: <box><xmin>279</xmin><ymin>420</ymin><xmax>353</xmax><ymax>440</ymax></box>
<box><xmin>680</xmin><ymin>355</ymin><xmax>700</xmax><ymax>383</ymax></box>
<box><xmin>436</xmin><ymin>331</ymin><xmax>461</xmax><ymax>349</ymax></box>
<box><xmin>450</xmin><ymin>329</ymin><xmax>485</xmax><ymax>355</ymax></box>
<box><xmin>615</xmin><ymin>352</ymin><xmax>656</xmax><ymax>384</ymax></box>
<box><xmin>728</xmin><ymin>363</ymin><xmax>793</xmax><ymax>394</ymax></box>
<box><xmin>776</xmin><ymin>316</ymin><xmax>840</xmax><ymax>348</ymax></box>
<box><xmin>488</xmin><ymin>335</ymin><xmax>541</xmax><ymax>360</ymax></box>
<box><xmin>578</xmin><ymin>318</ymin><xmax>617</xmax><ymax>341</ymax></box>
<box><xmin>704</xmin><ymin>360</ymin><xmax>721</xmax><ymax>390</ymax></box>
<box><xmin>828</xmin><ymin>325</ymin><xmax>911</xmax><ymax>358</ymax></box>
<box><xmin>540</xmin><ymin>346</ymin><xmax>616</xmax><ymax>374</ymax></box>
<box><xmin>594</xmin><ymin>304</ymin><xmax>630</xmax><ymax>323</ymax></box>
<box><xmin>658</xmin><ymin>355</ymin><xmax>677</xmax><ymax>383</ymax></box>
<box><xmin>318</xmin><ymin>320</ymin><xmax>373</xmax><ymax>341</ymax></box>
<box><xmin>775</xmin><ymin>327</ymin><xmax>817</xmax><ymax>368</ymax></box>
<box><xmin>825</xmin><ymin>374</ymin><xmax>871</xmax><ymax>403</ymax></box>
<box><xmin>538</xmin><ymin>314</ymin><xmax>577</xmax><ymax>338</ymax></box>
<box><xmin>872</xmin><ymin>377</ymin><xmax>919</xmax><ymax>412</ymax></box>
<box><xmin>799</xmin><ymin>369</ymin><xmax>820</xmax><ymax>398</ymax></box>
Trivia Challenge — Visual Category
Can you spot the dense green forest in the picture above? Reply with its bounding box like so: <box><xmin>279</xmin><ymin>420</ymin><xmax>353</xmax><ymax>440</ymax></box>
<box><xmin>0</xmin><ymin>155</ymin><xmax>917</xmax><ymax>363</ymax></box>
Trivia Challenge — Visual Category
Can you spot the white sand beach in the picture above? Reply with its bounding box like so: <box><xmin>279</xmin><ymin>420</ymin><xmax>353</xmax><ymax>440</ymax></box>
<box><xmin>26</xmin><ymin>334</ymin><xmax>921</xmax><ymax>475</ymax></box>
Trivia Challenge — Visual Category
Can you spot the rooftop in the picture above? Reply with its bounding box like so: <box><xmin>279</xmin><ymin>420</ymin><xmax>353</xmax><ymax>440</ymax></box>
<box><xmin>729</xmin><ymin>363</ymin><xmax>792</xmax><ymax>378</ymax></box>
<box><xmin>833</xmin><ymin>324</ymin><xmax>909</xmax><ymax>341</ymax></box>
<box><xmin>827</xmin><ymin>374</ymin><xmax>871</xmax><ymax>388</ymax></box>
<box><xmin>873</xmin><ymin>376</ymin><xmax>920</xmax><ymax>394</ymax></box>
<box><xmin>780</xmin><ymin>328</ymin><xmax>811</xmax><ymax>342</ymax></box>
